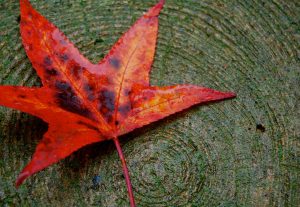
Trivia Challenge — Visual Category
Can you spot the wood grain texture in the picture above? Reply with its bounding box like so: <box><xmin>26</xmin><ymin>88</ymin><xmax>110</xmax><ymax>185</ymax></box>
<box><xmin>0</xmin><ymin>0</ymin><xmax>299</xmax><ymax>206</ymax></box>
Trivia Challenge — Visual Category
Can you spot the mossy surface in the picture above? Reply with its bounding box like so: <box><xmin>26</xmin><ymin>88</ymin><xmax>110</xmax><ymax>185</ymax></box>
<box><xmin>0</xmin><ymin>0</ymin><xmax>299</xmax><ymax>206</ymax></box>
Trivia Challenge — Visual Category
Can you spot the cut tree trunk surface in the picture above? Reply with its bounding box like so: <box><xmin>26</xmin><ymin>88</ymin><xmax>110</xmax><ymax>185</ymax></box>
<box><xmin>0</xmin><ymin>0</ymin><xmax>299</xmax><ymax>206</ymax></box>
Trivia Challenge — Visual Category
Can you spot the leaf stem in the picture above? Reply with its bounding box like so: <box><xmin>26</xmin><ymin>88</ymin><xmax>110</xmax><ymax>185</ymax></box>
<box><xmin>113</xmin><ymin>137</ymin><xmax>136</xmax><ymax>207</ymax></box>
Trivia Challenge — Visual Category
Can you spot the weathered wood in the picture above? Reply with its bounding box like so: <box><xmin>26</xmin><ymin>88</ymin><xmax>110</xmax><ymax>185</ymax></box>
<box><xmin>0</xmin><ymin>0</ymin><xmax>299</xmax><ymax>206</ymax></box>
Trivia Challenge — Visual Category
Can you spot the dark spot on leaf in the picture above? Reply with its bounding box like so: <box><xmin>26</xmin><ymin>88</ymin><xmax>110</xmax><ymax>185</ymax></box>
<box><xmin>71</xmin><ymin>64</ymin><xmax>83</xmax><ymax>80</ymax></box>
<box><xmin>118</xmin><ymin>103</ymin><xmax>131</xmax><ymax>116</ymax></box>
<box><xmin>18</xmin><ymin>95</ymin><xmax>26</xmax><ymax>99</ymax></box>
<box><xmin>84</xmin><ymin>83</ymin><xmax>94</xmax><ymax>91</ymax></box>
<box><xmin>60</xmin><ymin>39</ymin><xmax>67</xmax><ymax>45</ymax></box>
<box><xmin>88</xmin><ymin>94</ymin><xmax>96</xmax><ymax>102</ymax></box>
<box><xmin>44</xmin><ymin>56</ymin><xmax>52</xmax><ymax>66</ymax></box>
<box><xmin>109</xmin><ymin>58</ymin><xmax>121</xmax><ymax>70</ymax></box>
<box><xmin>98</xmin><ymin>89</ymin><xmax>115</xmax><ymax>122</ymax></box>
<box><xmin>84</xmin><ymin>83</ymin><xmax>96</xmax><ymax>101</ymax></box>
<box><xmin>115</xmin><ymin>121</ymin><xmax>119</xmax><ymax>125</ymax></box>
<box><xmin>46</xmin><ymin>68</ymin><xmax>58</xmax><ymax>76</ymax></box>
<box><xmin>99</xmin><ymin>90</ymin><xmax>115</xmax><ymax>111</ymax></box>
<box><xmin>106</xmin><ymin>115</ymin><xmax>113</xmax><ymax>123</ymax></box>
<box><xmin>124</xmin><ymin>89</ymin><xmax>131</xmax><ymax>96</ymax></box>
<box><xmin>55</xmin><ymin>81</ymin><xmax>94</xmax><ymax>120</ymax></box>
<box><xmin>77</xmin><ymin>121</ymin><xmax>99</xmax><ymax>132</ymax></box>
<box><xmin>256</xmin><ymin>124</ymin><xmax>266</xmax><ymax>132</ymax></box>
<box><xmin>55</xmin><ymin>81</ymin><xmax>70</xmax><ymax>91</ymax></box>
<box><xmin>59</xmin><ymin>54</ymin><xmax>69</xmax><ymax>62</ymax></box>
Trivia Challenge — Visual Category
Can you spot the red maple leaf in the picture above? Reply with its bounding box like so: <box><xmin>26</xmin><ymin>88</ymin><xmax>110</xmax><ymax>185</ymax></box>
<box><xmin>0</xmin><ymin>0</ymin><xmax>235</xmax><ymax>206</ymax></box>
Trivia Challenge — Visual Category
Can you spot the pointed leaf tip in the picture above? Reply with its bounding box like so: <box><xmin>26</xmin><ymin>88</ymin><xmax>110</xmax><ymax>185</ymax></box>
<box><xmin>145</xmin><ymin>0</ymin><xmax>165</xmax><ymax>17</ymax></box>
<box><xmin>15</xmin><ymin>170</ymin><xmax>30</xmax><ymax>188</ymax></box>
<box><xmin>222</xmin><ymin>91</ymin><xmax>236</xmax><ymax>99</ymax></box>
<box><xmin>203</xmin><ymin>89</ymin><xmax>236</xmax><ymax>101</ymax></box>
<box><xmin>20</xmin><ymin>0</ymin><xmax>30</xmax><ymax>6</ymax></box>
<box><xmin>159</xmin><ymin>0</ymin><xmax>166</xmax><ymax>5</ymax></box>
<box><xmin>229</xmin><ymin>92</ymin><xmax>236</xmax><ymax>98</ymax></box>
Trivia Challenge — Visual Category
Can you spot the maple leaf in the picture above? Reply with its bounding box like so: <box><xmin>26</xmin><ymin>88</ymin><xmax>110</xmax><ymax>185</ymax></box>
<box><xmin>0</xmin><ymin>0</ymin><xmax>236</xmax><ymax>206</ymax></box>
